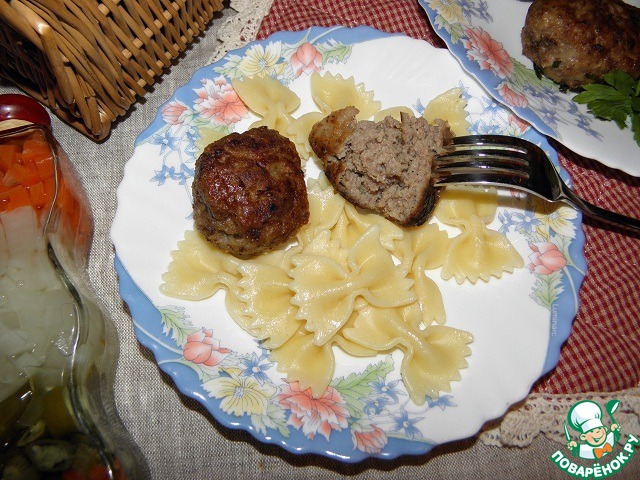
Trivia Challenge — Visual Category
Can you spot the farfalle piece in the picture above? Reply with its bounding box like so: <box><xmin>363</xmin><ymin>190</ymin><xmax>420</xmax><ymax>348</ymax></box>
<box><xmin>160</xmin><ymin>230</ymin><xmax>242</xmax><ymax>300</ymax></box>
<box><xmin>441</xmin><ymin>215</ymin><xmax>524</xmax><ymax>284</ymax></box>
<box><xmin>287</xmin><ymin>111</ymin><xmax>325</xmax><ymax>161</ymax></box>
<box><xmin>291</xmin><ymin>226</ymin><xmax>414</xmax><ymax>346</ymax></box>
<box><xmin>332</xmin><ymin>202</ymin><xmax>404</xmax><ymax>252</ymax></box>
<box><xmin>269</xmin><ymin>328</ymin><xmax>335</xmax><ymax>397</ymax></box>
<box><xmin>232</xmin><ymin>76</ymin><xmax>300</xmax><ymax>135</ymax></box>
<box><xmin>343</xmin><ymin>305</ymin><xmax>472</xmax><ymax>405</ymax></box>
<box><xmin>400</xmin><ymin>324</ymin><xmax>473</xmax><ymax>402</ymax></box>
<box><xmin>235</xmin><ymin>261</ymin><xmax>301</xmax><ymax>349</ymax></box>
<box><xmin>434</xmin><ymin>185</ymin><xmax>498</xmax><ymax>227</ymax></box>
<box><xmin>422</xmin><ymin>87</ymin><xmax>471</xmax><ymax>137</ymax></box>
<box><xmin>297</xmin><ymin>175</ymin><xmax>347</xmax><ymax>246</ymax></box>
<box><xmin>310</xmin><ymin>71</ymin><xmax>381</xmax><ymax>120</ymax></box>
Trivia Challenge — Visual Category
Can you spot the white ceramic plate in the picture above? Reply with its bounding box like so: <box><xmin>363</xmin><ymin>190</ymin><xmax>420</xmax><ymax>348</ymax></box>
<box><xmin>419</xmin><ymin>0</ymin><xmax>640</xmax><ymax>176</ymax></box>
<box><xmin>111</xmin><ymin>26</ymin><xmax>586</xmax><ymax>462</ymax></box>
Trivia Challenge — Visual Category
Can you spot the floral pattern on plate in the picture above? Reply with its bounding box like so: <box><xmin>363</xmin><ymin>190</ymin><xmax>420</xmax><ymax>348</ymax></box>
<box><xmin>419</xmin><ymin>0</ymin><xmax>640</xmax><ymax>176</ymax></box>
<box><xmin>111</xmin><ymin>26</ymin><xmax>587</xmax><ymax>462</ymax></box>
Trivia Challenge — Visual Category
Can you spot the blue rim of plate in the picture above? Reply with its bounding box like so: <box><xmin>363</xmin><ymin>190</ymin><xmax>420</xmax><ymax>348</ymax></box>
<box><xmin>417</xmin><ymin>0</ymin><xmax>555</xmax><ymax>138</ymax></box>
<box><xmin>113</xmin><ymin>25</ymin><xmax>587</xmax><ymax>462</ymax></box>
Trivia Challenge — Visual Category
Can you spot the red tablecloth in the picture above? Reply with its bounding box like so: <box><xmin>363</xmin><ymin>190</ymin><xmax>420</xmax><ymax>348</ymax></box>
<box><xmin>257</xmin><ymin>0</ymin><xmax>640</xmax><ymax>395</ymax></box>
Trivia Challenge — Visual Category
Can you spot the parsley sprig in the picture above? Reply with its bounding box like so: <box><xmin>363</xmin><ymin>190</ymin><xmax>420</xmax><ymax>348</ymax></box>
<box><xmin>573</xmin><ymin>70</ymin><xmax>640</xmax><ymax>147</ymax></box>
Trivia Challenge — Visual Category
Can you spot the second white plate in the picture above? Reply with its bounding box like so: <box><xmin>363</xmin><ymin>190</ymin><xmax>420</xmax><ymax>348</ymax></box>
<box><xmin>419</xmin><ymin>0</ymin><xmax>640</xmax><ymax>176</ymax></box>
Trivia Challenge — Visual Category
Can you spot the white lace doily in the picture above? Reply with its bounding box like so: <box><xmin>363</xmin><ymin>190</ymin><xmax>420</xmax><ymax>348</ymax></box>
<box><xmin>479</xmin><ymin>388</ymin><xmax>640</xmax><ymax>447</ymax></box>
<box><xmin>208</xmin><ymin>0</ymin><xmax>276</xmax><ymax>64</ymax></box>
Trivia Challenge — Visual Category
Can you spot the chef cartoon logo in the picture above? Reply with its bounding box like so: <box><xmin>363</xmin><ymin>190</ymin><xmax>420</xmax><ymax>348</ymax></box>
<box><xmin>565</xmin><ymin>400</ymin><xmax>620</xmax><ymax>460</ymax></box>
<box><xmin>550</xmin><ymin>399</ymin><xmax>639</xmax><ymax>478</ymax></box>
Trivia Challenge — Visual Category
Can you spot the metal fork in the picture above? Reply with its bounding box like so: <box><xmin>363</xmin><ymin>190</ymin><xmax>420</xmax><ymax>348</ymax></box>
<box><xmin>433</xmin><ymin>135</ymin><xmax>640</xmax><ymax>234</ymax></box>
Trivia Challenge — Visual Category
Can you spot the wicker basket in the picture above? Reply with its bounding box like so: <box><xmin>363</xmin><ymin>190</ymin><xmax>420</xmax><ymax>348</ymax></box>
<box><xmin>0</xmin><ymin>0</ymin><xmax>224</xmax><ymax>140</ymax></box>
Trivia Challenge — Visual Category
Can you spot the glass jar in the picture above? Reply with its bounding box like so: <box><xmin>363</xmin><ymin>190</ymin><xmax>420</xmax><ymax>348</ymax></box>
<box><xmin>0</xmin><ymin>117</ymin><xmax>149</xmax><ymax>478</ymax></box>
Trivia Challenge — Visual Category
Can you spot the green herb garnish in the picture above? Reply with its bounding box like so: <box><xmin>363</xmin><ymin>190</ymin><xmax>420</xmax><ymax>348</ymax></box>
<box><xmin>573</xmin><ymin>70</ymin><xmax>640</xmax><ymax>147</ymax></box>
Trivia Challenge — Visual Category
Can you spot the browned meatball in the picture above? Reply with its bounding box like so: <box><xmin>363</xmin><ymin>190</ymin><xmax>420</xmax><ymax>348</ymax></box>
<box><xmin>192</xmin><ymin>127</ymin><xmax>309</xmax><ymax>258</ymax></box>
<box><xmin>309</xmin><ymin>107</ymin><xmax>450</xmax><ymax>227</ymax></box>
<box><xmin>521</xmin><ymin>0</ymin><xmax>640</xmax><ymax>89</ymax></box>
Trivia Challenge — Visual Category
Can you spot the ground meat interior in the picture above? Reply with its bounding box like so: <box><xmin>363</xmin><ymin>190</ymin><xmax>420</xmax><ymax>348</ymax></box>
<box><xmin>310</xmin><ymin>107</ymin><xmax>450</xmax><ymax>227</ymax></box>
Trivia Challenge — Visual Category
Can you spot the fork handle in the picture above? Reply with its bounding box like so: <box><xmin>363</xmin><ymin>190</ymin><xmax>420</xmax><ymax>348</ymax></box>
<box><xmin>560</xmin><ymin>188</ymin><xmax>640</xmax><ymax>234</ymax></box>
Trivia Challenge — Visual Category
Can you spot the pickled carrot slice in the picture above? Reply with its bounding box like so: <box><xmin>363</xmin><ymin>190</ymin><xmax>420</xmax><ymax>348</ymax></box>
<box><xmin>35</xmin><ymin>154</ymin><xmax>55</xmax><ymax>178</ymax></box>
<box><xmin>2</xmin><ymin>162</ymin><xmax>28</xmax><ymax>187</ymax></box>
<box><xmin>22</xmin><ymin>137</ymin><xmax>51</xmax><ymax>161</ymax></box>
<box><xmin>21</xmin><ymin>163</ymin><xmax>40</xmax><ymax>187</ymax></box>
<box><xmin>0</xmin><ymin>184</ymin><xmax>31</xmax><ymax>212</ymax></box>
<box><xmin>0</xmin><ymin>144</ymin><xmax>17</xmax><ymax>172</ymax></box>
<box><xmin>28</xmin><ymin>181</ymin><xmax>47</xmax><ymax>209</ymax></box>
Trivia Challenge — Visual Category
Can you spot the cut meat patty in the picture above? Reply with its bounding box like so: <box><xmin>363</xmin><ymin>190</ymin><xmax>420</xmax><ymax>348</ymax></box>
<box><xmin>309</xmin><ymin>106</ymin><xmax>451</xmax><ymax>227</ymax></box>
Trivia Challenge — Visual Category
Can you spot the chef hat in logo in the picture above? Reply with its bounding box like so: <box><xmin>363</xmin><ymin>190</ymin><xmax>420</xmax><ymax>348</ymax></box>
<box><xmin>569</xmin><ymin>400</ymin><xmax>604</xmax><ymax>434</ymax></box>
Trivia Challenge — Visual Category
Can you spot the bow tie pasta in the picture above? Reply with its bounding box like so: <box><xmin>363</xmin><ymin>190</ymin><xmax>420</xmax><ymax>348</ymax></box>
<box><xmin>161</xmin><ymin>76</ymin><xmax>526</xmax><ymax>406</ymax></box>
<box><xmin>434</xmin><ymin>186</ymin><xmax>524</xmax><ymax>284</ymax></box>
<box><xmin>291</xmin><ymin>225</ymin><xmax>415</xmax><ymax>346</ymax></box>
<box><xmin>160</xmin><ymin>229</ymin><xmax>242</xmax><ymax>300</ymax></box>
<box><xmin>230</xmin><ymin>72</ymin><xmax>383</xmax><ymax>162</ymax></box>
<box><xmin>342</xmin><ymin>305</ymin><xmax>472</xmax><ymax>401</ymax></box>
<box><xmin>232</xmin><ymin>76</ymin><xmax>300</xmax><ymax>134</ymax></box>
<box><xmin>421</xmin><ymin>87</ymin><xmax>471</xmax><ymax>137</ymax></box>
<box><xmin>162</xmin><ymin>177</ymin><xmax>497</xmax><ymax>405</ymax></box>
<box><xmin>310</xmin><ymin>71</ymin><xmax>381</xmax><ymax>121</ymax></box>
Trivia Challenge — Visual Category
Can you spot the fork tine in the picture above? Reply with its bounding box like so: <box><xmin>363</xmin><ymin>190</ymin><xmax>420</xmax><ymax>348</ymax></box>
<box><xmin>435</xmin><ymin>149</ymin><xmax>529</xmax><ymax>168</ymax></box>
<box><xmin>433</xmin><ymin>160</ymin><xmax>529</xmax><ymax>181</ymax></box>
<box><xmin>434</xmin><ymin>143</ymin><xmax>532</xmax><ymax>188</ymax></box>
<box><xmin>433</xmin><ymin>169</ymin><xmax>531</xmax><ymax>190</ymax></box>
<box><xmin>449</xmin><ymin>134</ymin><xmax>531</xmax><ymax>151</ymax></box>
